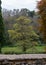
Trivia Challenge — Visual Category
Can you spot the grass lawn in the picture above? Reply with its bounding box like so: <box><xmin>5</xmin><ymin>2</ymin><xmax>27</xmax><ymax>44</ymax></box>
<box><xmin>1</xmin><ymin>46</ymin><xmax>46</xmax><ymax>54</ymax></box>
<box><xmin>26</xmin><ymin>46</ymin><xmax>46</xmax><ymax>53</ymax></box>
<box><xmin>2</xmin><ymin>46</ymin><xmax>23</xmax><ymax>54</ymax></box>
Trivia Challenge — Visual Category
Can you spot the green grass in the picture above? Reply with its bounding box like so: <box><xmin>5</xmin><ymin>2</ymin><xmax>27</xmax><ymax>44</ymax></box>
<box><xmin>26</xmin><ymin>46</ymin><xmax>46</xmax><ymax>53</ymax></box>
<box><xmin>2</xmin><ymin>46</ymin><xmax>23</xmax><ymax>54</ymax></box>
<box><xmin>1</xmin><ymin>46</ymin><xmax>46</xmax><ymax>54</ymax></box>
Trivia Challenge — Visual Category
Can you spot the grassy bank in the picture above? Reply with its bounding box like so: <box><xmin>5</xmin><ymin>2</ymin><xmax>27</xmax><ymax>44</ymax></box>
<box><xmin>1</xmin><ymin>46</ymin><xmax>46</xmax><ymax>54</ymax></box>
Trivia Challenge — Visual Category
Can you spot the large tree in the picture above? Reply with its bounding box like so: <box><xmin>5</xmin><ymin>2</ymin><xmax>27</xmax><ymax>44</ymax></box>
<box><xmin>0</xmin><ymin>0</ymin><xmax>5</xmax><ymax>53</ymax></box>
<box><xmin>37</xmin><ymin>0</ymin><xmax>46</xmax><ymax>43</ymax></box>
<box><xmin>8</xmin><ymin>16</ymin><xmax>39</xmax><ymax>53</ymax></box>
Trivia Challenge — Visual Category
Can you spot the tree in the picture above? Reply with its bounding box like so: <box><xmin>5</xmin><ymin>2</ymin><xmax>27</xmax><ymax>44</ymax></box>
<box><xmin>37</xmin><ymin>0</ymin><xmax>46</xmax><ymax>43</ymax></box>
<box><xmin>0</xmin><ymin>0</ymin><xmax>5</xmax><ymax>53</ymax></box>
<box><xmin>28</xmin><ymin>11</ymin><xmax>35</xmax><ymax>18</ymax></box>
<box><xmin>8</xmin><ymin>16</ymin><xmax>39</xmax><ymax>53</ymax></box>
<box><xmin>19</xmin><ymin>8</ymin><xmax>30</xmax><ymax>16</ymax></box>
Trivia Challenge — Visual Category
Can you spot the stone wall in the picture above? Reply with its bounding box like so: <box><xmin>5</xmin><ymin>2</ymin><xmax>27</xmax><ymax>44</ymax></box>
<box><xmin>0</xmin><ymin>59</ymin><xmax>46</xmax><ymax>65</ymax></box>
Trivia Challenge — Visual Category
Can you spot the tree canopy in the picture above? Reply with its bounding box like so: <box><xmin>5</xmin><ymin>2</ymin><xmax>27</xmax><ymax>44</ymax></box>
<box><xmin>8</xmin><ymin>16</ymin><xmax>39</xmax><ymax>52</ymax></box>
<box><xmin>37</xmin><ymin>0</ymin><xmax>46</xmax><ymax>43</ymax></box>
<box><xmin>0</xmin><ymin>0</ymin><xmax>5</xmax><ymax>53</ymax></box>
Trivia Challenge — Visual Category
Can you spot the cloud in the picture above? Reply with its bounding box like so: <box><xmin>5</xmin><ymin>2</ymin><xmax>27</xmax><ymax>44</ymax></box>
<box><xmin>1</xmin><ymin>0</ymin><xmax>38</xmax><ymax>10</ymax></box>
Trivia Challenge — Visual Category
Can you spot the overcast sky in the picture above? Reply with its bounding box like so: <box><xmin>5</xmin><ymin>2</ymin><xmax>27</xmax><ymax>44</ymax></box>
<box><xmin>1</xmin><ymin>0</ymin><xmax>40</xmax><ymax>11</ymax></box>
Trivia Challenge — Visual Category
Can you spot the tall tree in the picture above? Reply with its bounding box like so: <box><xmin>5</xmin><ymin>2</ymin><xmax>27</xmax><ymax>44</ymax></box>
<box><xmin>0</xmin><ymin>0</ymin><xmax>5</xmax><ymax>53</ymax></box>
<box><xmin>8</xmin><ymin>16</ymin><xmax>39</xmax><ymax>53</ymax></box>
<box><xmin>37</xmin><ymin>0</ymin><xmax>46</xmax><ymax>43</ymax></box>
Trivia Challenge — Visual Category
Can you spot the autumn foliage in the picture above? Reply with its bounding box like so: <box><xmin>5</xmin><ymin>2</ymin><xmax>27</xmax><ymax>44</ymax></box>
<box><xmin>37</xmin><ymin>0</ymin><xmax>46</xmax><ymax>43</ymax></box>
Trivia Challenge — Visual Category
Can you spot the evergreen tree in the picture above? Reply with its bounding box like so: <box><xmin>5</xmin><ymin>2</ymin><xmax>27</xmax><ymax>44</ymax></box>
<box><xmin>0</xmin><ymin>0</ymin><xmax>5</xmax><ymax>53</ymax></box>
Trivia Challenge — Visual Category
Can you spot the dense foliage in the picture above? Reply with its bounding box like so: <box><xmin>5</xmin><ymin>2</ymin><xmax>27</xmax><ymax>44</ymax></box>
<box><xmin>8</xmin><ymin>16</ymin><xmax>39</xmax><ymax>52</ymax></box>
<box><xmin>1</xmin><ymin>8</ymin><xmax>46</xmax><ymax>54</ymax></box>
<box><xmin>0</xmin><ymin>0</ymin><xmax>5</xmax><ymax>53</ymax></box>
<box><xmin>0</xmin><ymin>1</ymin><xmax>45</xmax><ymax>53</ymax></box>
<box><xmin>37</xmin><ymin>0</ymin><xmax>46</xmax><ymax>43</ymax></box>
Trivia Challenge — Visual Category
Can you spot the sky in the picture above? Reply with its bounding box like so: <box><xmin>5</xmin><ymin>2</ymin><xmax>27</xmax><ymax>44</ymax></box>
<box><xmin>1</xmin><ymin>0</ymin><xmax>40</xmax><ymax>11</ymax></box>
